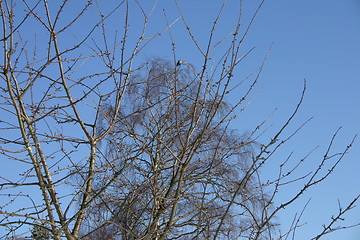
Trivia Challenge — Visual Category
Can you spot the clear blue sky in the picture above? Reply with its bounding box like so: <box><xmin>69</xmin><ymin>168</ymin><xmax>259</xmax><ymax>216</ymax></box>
<box><xmin>147</xmin><ymin>0</ymin><xmax>360</xmax><ymax>239</ymax></box>
<box><xmin>2</xmin><ymin>0</ymin><xmax>359</xmax><ymax>238</ymax></box>
<box><xmin>90</xmin><ymin>0</ymin><xmax>360</xmax><ymax>238</ymax></box>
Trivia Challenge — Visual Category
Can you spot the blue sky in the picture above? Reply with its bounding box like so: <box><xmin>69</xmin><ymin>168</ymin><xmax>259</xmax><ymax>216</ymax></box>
<box><xmin>1</xmin><ymin>0</ymin><xmax>359</xmax><ymax>238</ymax></box>
<box><xmin>88</xmin><ymin>0</ymin><xmax>359</xmax><ymax>238</ymax></box>
<box><xmin>150</xmin><ymin>0</ymin><xmax>360</xmax><ymax>239</ymax></box>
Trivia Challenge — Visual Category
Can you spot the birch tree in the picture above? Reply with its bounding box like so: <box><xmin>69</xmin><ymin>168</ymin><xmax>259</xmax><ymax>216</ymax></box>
<box><xmin>0</xmin><ymin>1</ymin><xmax>358</xmax><ymax>239</ymax></box>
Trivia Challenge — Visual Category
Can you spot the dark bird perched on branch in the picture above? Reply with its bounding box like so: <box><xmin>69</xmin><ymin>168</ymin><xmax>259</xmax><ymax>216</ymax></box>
<box><xmin>176</xmin><ymin>59</ymin><xmax>183</xmax><ymax>66</ymax></box>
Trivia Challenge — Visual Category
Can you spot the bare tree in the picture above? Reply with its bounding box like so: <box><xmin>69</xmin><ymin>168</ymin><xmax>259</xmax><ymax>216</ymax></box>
<box><xmin>0</xmin><ymin>1</ymin><xmax>358</xmax><ymax>239</ymax></box>
<box><xmin>78</xmin><ymin>58</ymin><xmax>269</xmax><ymax>239</ymax></box>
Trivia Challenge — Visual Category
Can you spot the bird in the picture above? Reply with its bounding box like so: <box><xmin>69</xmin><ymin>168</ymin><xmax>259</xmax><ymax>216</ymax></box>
<box><xmin>176</xmin><ymin>59</ymin><xmax>183</xmax><ymax>66</ymax></box>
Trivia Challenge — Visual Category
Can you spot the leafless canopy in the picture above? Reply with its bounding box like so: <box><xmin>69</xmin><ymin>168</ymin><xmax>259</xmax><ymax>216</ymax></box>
<box><xmin>0</xmin><ymin>1</ymin><xmax>358</xmax><ymax>239</ymax></box>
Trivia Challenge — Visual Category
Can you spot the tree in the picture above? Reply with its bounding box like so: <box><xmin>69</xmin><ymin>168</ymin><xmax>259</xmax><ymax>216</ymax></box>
<box><xmin>0</xmin><ymin>1</ymin><xmax>358</xmax><ymax>239</ymax></box>
<box><xmin>31</xmin><ymin>222</ymin><xmax>50</xmax><ymax>240</ymax></box>
<box><xmin>79</xmin><ymin>58</ymin><xmax>269</xmax><ymax>239</ymax></box>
